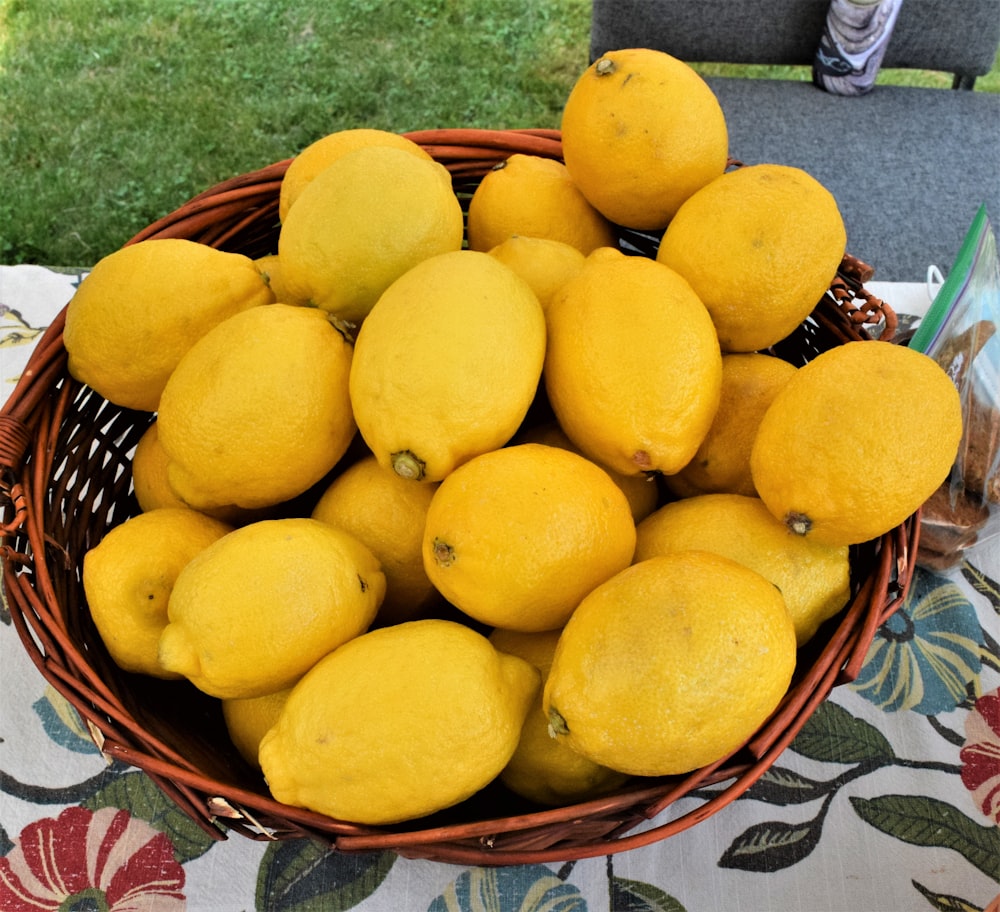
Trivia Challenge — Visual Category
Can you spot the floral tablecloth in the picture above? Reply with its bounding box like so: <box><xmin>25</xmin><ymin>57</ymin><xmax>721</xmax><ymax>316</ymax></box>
<box><xmin>0</xmin><ymin>265</ymin><xmax>997</xmax><ymax>912</ymax></box>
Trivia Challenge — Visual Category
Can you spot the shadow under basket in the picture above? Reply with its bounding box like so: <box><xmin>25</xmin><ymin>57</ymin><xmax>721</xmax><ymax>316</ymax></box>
<box><xmin>0</xmin><ymin>128</ymin><xmax>918</xmax><ymax>866</ymax></box>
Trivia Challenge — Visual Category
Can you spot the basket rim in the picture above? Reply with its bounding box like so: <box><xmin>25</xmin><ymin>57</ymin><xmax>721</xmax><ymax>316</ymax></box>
<box><xmin>0</xmin><ymin>126</ymin><xmax>917</xmax><ymax>865</ymax></box>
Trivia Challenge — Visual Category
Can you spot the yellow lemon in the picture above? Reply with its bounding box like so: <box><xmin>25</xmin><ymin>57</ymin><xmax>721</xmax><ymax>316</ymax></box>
<box><xmin>751</xmin><ymin>341</ymin><xmax>964</xmax><ymax>546</ymax></box>
<box><xmin>489</xmin><ymin>627</ymin><xmax>630</xmax><ymax>806</ymax></box>
<box><xmin>157</xmin><ymin>303</ymin><xmax>356</xmax><ymax>512</ymax></box>
<box><xmin>657</xmin><ymin>164</ymin><xmax>847</xmax><ymax>352</ymax></box>
<box><xmin>466</xmin><ymin>154</ymin><xmax>618</xmax><ymax>254</ymax></box>
<box><xmin>64</xmin><ymin>238</ymin><xmax>274</xmax><ymax>411</ymax></box>
<box><xmin>544</xmin><ymin>551</ymin><xmax>797</xmax><ymax>777</ymax></box>
<box><xmin>487</xmin><ymin>236</ymin><xmax>587</xmax><ymax>311</ymax></box>
<box><xmin>423</xmin><ymin>443</ymin><xmax>637</xmax><ymax>632</ymax></box>
<box><xmin>82</xmin><ymin>508</ymin><xmax>232</xmax><ymax>678</ymax></box>
<box><xmin>278</xmin><ymin>128</ymin><xmax>433</xmax><ymax>222</ymax></box>
<box><xmin>667</xmin><ymin>353</ymin><xmax>799</xmax><ymax>498</ymax></box>
<box><xmin>515</xmin><ymin>421</ymin><xmax>659</xmax><ymax>523</ymax></box>
<box><xmin>635</xmin><ymin>493</ymin><xmax>850</xmax><ymax>646</ymax></box>
<box><xmin>560</xmin><ymin>48</ymin><xmax>729</xmax><ymax>230</ymax></box>
<box><xmin>544</xmin><ymin>247</ymin><xmax>722</xmax><ymax>476</ymax></box>
<box><xmin>349</xmin><ymin>250</ymin><xmax>546</xmax><ymax>483</ymax></box>
<box><xmin>259</xmin><ymin>619</ymin><xmax>539</xmax><ymax>825</ymax></box>
<box><xmin>254</xmin><ymin>253</ymin><xmax>293</xmax><ymax>303</ymax></box>
<box><xmin>278</xmin><ymin>145</ymin><xmax>464</xmax><ymax>324</ymax></box>
<box><xmin>131</xmin><ymin>421</ymin><xmax>268</xmax><ymax>526</ymax></box>
<box><xmin>159</xmin><ymin>518</ymin><xmax>384</xmax><ymax>699</ymax></box>
<box><xmin>222</xmin><ymin>687</ymin><xmax>293</xmax><ymax>770</ymax></box>
<box><xmin>311</xmin><ymin>454</ymin><xmax>443</xmax><ymax>627</ymax></box>
<box><xmin>132</xmin><ymin>421</ymin><xmax>187</xmax><ymax>514</ymax></box>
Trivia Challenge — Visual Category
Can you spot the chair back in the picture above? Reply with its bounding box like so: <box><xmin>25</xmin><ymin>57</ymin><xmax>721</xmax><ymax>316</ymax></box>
<box><xmin>590</xmin><ymin>0</ymin><xmax>1000</xmax><ymax>81</ymax></box>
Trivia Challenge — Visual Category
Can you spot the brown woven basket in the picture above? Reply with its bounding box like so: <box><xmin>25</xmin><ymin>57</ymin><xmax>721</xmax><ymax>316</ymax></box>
<box><xmin>0</xmin><ymin>128</ymin><xmax>917</xmax><ymax>866</ymax></box>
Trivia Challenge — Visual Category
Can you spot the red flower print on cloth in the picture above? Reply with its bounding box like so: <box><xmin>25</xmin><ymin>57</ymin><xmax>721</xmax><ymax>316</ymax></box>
<box><xmin>960</xmin><ymin>688</ymin><xmax>1000</xmax><ymax>825</ymax></box>
<box><xmin>0</xmin><ymin>805</ymin><xmax>185</xmax><ymax>911</ymax></box>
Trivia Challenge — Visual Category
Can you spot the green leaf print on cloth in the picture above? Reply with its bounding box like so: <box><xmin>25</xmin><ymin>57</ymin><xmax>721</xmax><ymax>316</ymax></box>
<box><xmin>851</xmin><ymin>794</ymin><xmax>1000</xmax><ymax>881</ymax></box>
<box><xmin>256</xmin><ymin>841</ymin><xmax>395</xmax><ymax>912</ymax></box>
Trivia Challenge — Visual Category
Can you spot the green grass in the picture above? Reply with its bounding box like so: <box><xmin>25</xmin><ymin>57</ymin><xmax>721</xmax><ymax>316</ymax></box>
<box><xmin>1</xmin><ymin>0</ymin><xmax>997</xmax><ymax>266</ymax></box>
<box><xmin>0</xmin><ymin>0</ymin><xmax>589</xmax><ymax>265</ymax></box>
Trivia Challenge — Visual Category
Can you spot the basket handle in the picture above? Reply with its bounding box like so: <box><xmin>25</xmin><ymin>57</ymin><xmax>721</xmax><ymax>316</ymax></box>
<box><xmin>0</xmin><ymin>311</ymin><xmax>69</xmax><ymax>534</ymax></box>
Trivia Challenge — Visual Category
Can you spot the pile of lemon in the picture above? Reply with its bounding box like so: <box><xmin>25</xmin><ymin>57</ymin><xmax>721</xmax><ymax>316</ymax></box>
<box><xmin>67</xmin><ymin>49</ymin><xmax>963</xmax><ymax>825</ymax></box>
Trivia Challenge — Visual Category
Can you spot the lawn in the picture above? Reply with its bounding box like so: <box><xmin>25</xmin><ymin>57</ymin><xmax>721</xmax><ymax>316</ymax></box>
<box><xmin>1</xmin><ymin>0</ymin><xmax>996</xmax><ymax>266</ymax></box>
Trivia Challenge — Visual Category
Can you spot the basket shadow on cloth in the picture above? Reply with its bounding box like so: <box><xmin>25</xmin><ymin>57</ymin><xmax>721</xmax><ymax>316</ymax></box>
<box><xmin>0</xmin><ymin>128</ymin><xmax>917</xmax><ymax>866</ymax></box>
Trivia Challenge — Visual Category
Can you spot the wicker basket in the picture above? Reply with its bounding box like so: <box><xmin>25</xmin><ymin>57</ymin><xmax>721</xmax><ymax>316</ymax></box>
<box><xmin>0</xmin><ymin>128</ymin><xmax>917</xmax><ymax>866</ymax></box>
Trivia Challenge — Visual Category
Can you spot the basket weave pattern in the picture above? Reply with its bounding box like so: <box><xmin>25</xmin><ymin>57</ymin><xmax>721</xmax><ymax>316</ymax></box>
<box><xmin>0</xmin><ymin>129</ymin><xmax>916</xmax><ymax>865</ymax></box>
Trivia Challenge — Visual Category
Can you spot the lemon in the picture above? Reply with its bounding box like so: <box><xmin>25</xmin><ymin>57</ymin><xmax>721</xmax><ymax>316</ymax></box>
<box><xmin>560</xmin><ymin>48</ymin><xmax>729</xmax><ymax>230</ymax></box>
<box><xmin>514</xmin><ymin>421</ymin><xmax>659</xmax><ymax>523</ymax></box>
<box><xmin>751</xmin><ymin>341</ymin><xmax>964</xmax><ymax>546</ymax></box>
<box><xmin>254</xmin><ymin>254</ymin><xmax>292</xmax><ymax>303</ymax></box>
<box><xmin>259</xmin><ymin>619</ymin><xmax>539</xmax><ymax>825</ymax></box>
<box><xmin>466</xmin><ymin>154</ymin><xmax>618</xmax><ymax>254</ymax></box>
<box><xmin>64</xmin><ymin>238</ymin><xmax>274</xmax><ymax>411</ymax></box>
<box><xmin>158</xmin><ymin>518</ymin><xmax>385</xmax><ymax>699</ymax></box>
<box><xmin>544</xmin><ymin>551</ymin><xmax>797</xmax><ymax>777</ymax></box>
<box><xmin>657</xmin><ymin>164</ymin><xmax>847</xmax><ymax>352</ymax></box>
<box><xmin>278</xmin><ymin>145</ymin><xmax>464</xmax><ymax>324</ymax></box>
<box><xmin>311</xmin><ymin>454</ymin><xmax>443</xmax><ymax>626</ymax></box>
<box><xmin>489</xmin><ymin>627</ymin><xmax>630</xmax><ymax>806</ymax></box>
<box><xmin>157</xmin><ymin>303</ymin><xmax>356</xmax><ymax>512</ymax></box>
<box><xmin>349</xmin><ymin>250</ymin><xmax>546</xmax><ymax>483</ymax></box>
<box><xmin>82</xmin><ymin>508</ymin><xmax>232</xmax><ymax>678</ymax></box>
<box><xmin>132</xmin><ymin>421</ymin><xmax>188</xmax><ymax>514</ymax></box>
<box><xmin>544</xmin><ymin>247</ymin><xmax>722</xmax><ymax>476</ymax></box>
<box><xmin>131</xmin><ymin>421</ymin><xmax>268</xmax><ymax>526</ymax></box>
<box><xmin>423</xmin><ymin>443</ymin><xmax>637</xmax><ymax>632</ymax></box>
<box><xmin>667</xmin><ymin>353</ymin><xmax>798</xmax><ymax>498</ymax></box>
<box><xmin>635</xmin><ymin>493</ymin><xmax>850</xmax><ymax>646</ymax></box>
<box><xmin>279</xmin><ymin>128</ymin><xmax>433</xmax><ymax>223</ymax></box>
<box><xmin>487</xmin><ymin>236</ymin><xmax>587</xmax><ymax>311</ymax></box>
<box><xmin>222</xmin><ymin>687</ymin><xmax>292</xmax><ymax>770</ymax></box>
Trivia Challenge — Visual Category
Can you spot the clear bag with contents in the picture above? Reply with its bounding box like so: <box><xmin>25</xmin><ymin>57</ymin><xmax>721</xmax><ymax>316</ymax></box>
<box><xmin>909</xmin><ymin>204</ymin><xmax>1000</xmax><ymax>569</ymax></box>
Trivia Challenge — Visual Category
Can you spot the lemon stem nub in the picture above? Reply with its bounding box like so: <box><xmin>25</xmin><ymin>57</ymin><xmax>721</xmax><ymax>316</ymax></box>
<box><xmin>548</xmin><ymin>708</ymin><xmax>570</xmax><ymax>738</ymax></box>
<box><xmin>595</xmin><ymin>56</ymin><xmax>616</xmax><ymax>77</ymax></box>
<box><xmin>432</xmin><ymin>538</ymin><xmax>455</xmax><ymax>568</ymax></box>
<box><xmin>632</xmin><ymin>450</ymin><xmax>653</xmax><ymax>471</ymax></box>
<box><xmin>391</xmin><ymin>450</ymin><xmax>425</xmax><ymax>481</ymax></box>
<box><xmin>786</xmin><ymin>512</ymin><xmax>812</xmax><ymax>536</ymax></box>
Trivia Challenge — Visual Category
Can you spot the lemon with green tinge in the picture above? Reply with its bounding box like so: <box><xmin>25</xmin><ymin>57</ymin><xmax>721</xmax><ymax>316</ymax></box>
<box><xmin>259</xmin><ymin>619</ymin><xmax>540</xmax><ymax>825</ymax></box>
<box><xmin>278</xmin><ymin>145</ymin><xmax>464</xmax><ymax>324</ymax></box>
<box><xmin>278</xmin><ymin>128</ymin><xmax>433</xmax><ymax>223</ymax></box>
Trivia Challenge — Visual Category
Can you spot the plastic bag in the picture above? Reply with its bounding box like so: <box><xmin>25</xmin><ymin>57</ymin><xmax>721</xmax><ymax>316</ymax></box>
<box><xmin>909</xmin><ymin>204</ymin><xmax>1000</xmax><ymax>569</ymax></box>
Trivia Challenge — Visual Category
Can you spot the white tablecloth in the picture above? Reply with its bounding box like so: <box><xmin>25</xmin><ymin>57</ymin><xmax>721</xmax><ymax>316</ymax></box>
<box><xmin>1</xmin><ymin>265</ymin><xmax>997</xmax><ymax>912</ymax></box>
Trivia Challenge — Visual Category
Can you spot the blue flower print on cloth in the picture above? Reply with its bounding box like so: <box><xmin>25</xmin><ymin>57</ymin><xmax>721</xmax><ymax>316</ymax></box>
<box><xmin>429</xmin><ymin>864</ymin><xmax>587</xmax><ymax>912</ymax></box>
<box><xmin>851</xmin><ymin>567</ymin><xmax>984</xmax><ymax>714</ymax></box>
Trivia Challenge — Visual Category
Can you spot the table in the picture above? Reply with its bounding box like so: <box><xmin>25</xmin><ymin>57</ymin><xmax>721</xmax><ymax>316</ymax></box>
<box><xmin>1</xmin><ymin>265</ymin><xmax>997</xmax><ymax>912</ymax></box>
